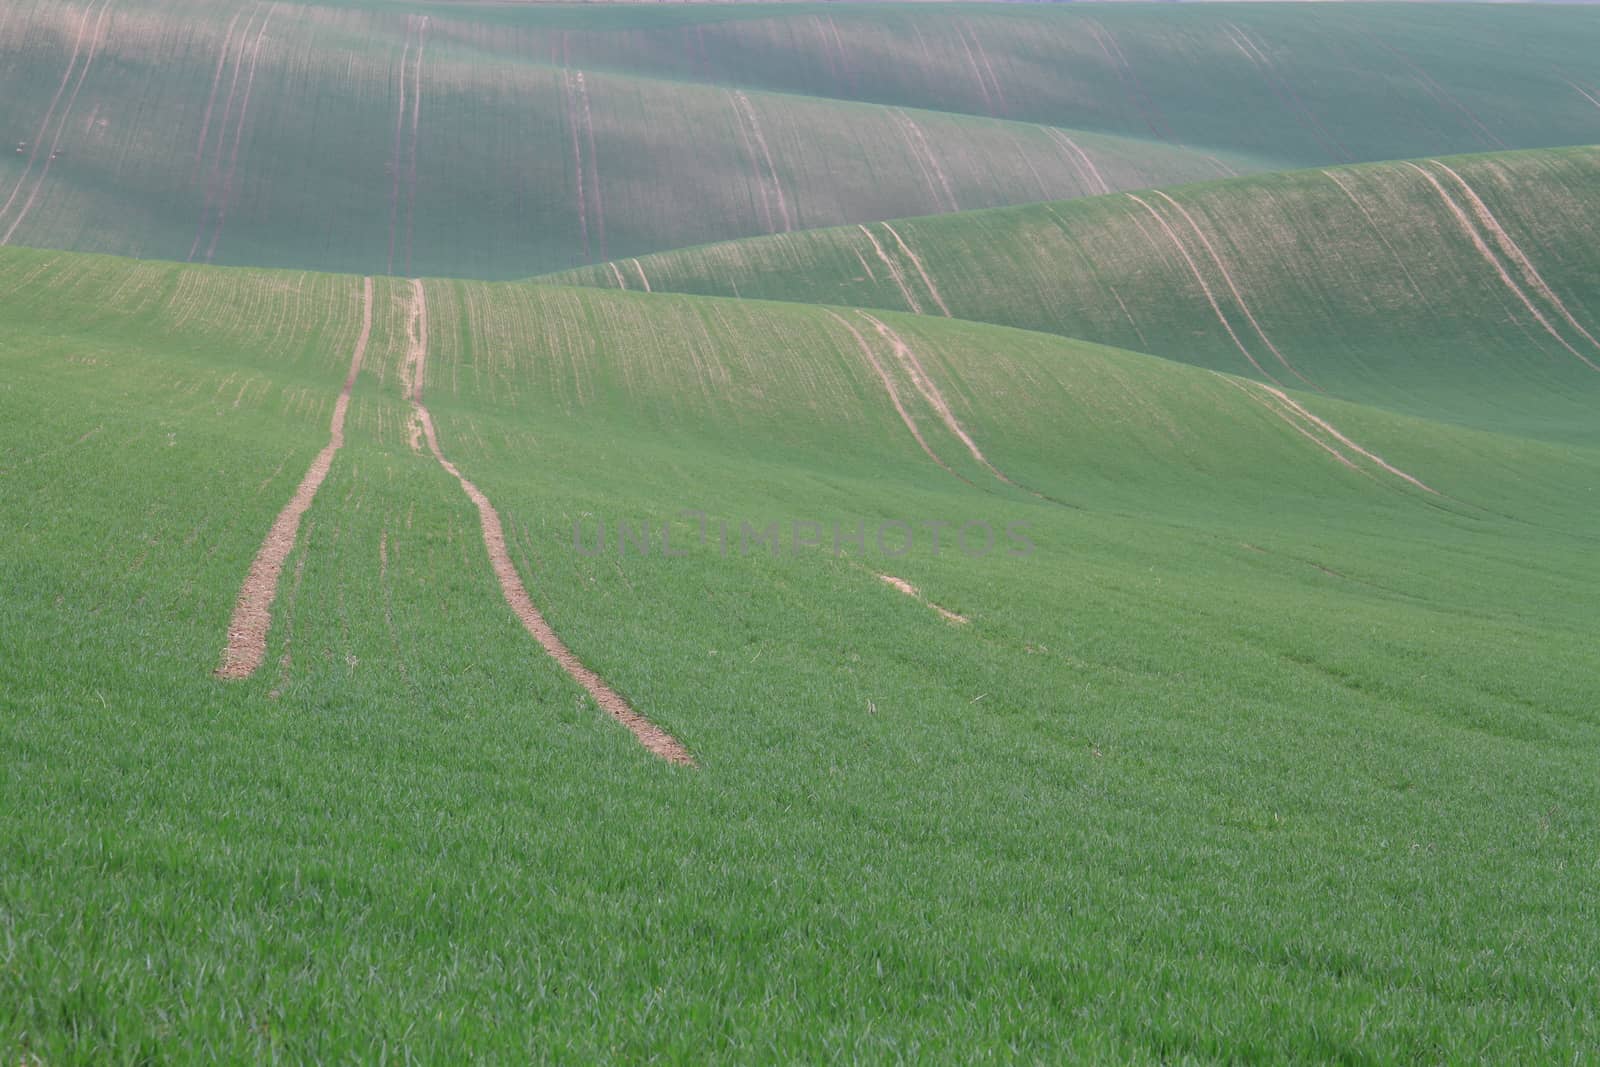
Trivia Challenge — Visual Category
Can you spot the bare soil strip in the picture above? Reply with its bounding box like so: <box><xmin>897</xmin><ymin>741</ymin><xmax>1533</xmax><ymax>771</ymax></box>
<box><xmin>0</xmin><ymin>2</ymin><xmax>94</xmax><ymax>225</ymax></box>
<box><xmin>877</xmin><ymin>572</ymin><xmax>968</xmax><ymax>624</ymax></box>
<box><xmin>193</xmin><ymin>7</ymin><xmax>248</xmax><ymax>171</ymax></box>
<box><xmin>1126</xmin><ymin>194</ymin><xmax>1281</xmax><ymax>384</ymax></box>
<box><xmin>575</xmin><ymin>71</ymin><xmax>607</xmax><ymax>259</ymax></box>
<box><xmin>953</xmin><ymin>25</ymin><xmax>994</xmax><ymax>114</ymax></box>
<box><xmin>1043</xmin><ymin>127</ymin><xmax>1109</xmax><ymax>196</ymax></box>
<box><xmin>1254</xmin><ymin>377</ymin><xmax>1438</xmax><ymax>493</ymax></box>
<box><xmin>856</xmin><ymin>312</ymin><xmax>1014</xmax><ymax>486</ymax></box>
<box><xmin>881</xmin><ymin>222</ymin><xmax>951</xmax><ymax>316</ymax></box>
<box><xmin>404</xmin><ymin>16</ymin><xmax>429</xmax><ymax>274</ymax></box>
<box><xmin>1150</xmin><ymin>190</ymin><xmax>1317</xmax><ymax>389</ymax></box>
<box><xmin>190</xmin><ymin>4</ymin><xmax>258</xmax><ymax>262</ymax></box>
<box><xmin>562</xmin><ymin>67</ymin><xmax>590</xmax><ymax>259</ymax></box>
<box><xmin>895</xmin><ymin>110</ymin><xmax>958</xmax><ymax>212</ymax></box>
<box><xmin>1225</xmin><ymin>23</ymin><xmax>1348</xmax><ymax>162</ymax></box>
<box><xmin>387</xmin><ymin>19</ymin><xmax>414</xmax><ymax>274</ymax></box>
<box><xmin>735</xmin><ymin>91</ymin><xmax>791</xmax><ymax>232</ymax></box>
<box><xmin>1320</xmin><ymin>169</ymin><xmax>1433</xmax><ymax>307</ymax></box>
<box><xmin>607</xmin><ymin>262</ymin><xmax>627</xmax><ymax>289</ymax></box>
<box><xmin>629</xmin><ymin>258</ymin><xmax>652</xmax><ymax>292</ymax></box>
<box><xmin>824</xmin><ymin>310</ymin><xmax>959</xmax><ymax>478</ymax></box>
<box><xmin>1405</xmin><ymin>162</ymin><xmax>1600</xmax><ymax>372</ymax></box>
<box><xmin>1219</xmin><ymin>374</ymin><xmax>1360</xmax><ymax>472</ymax></box>
<box><xmin>856</xmin><ymin>224</ymin><xmax>923</xmax><ymax>313</ymax></box>
<box><xmin>2</xmin><ymin>0</ymin><xmax>113</xmax><ymax>247</ymax></box>
<box><xmin>1567</xmin><ymin>79</ymin><xmax>1600</xmax><ymax>112</ymax></box>
<box><xmin>964</xmin><ymin>20</ymin><xmax>1008</xmax><ymax>113</ymax></box>
<box><xmin>218</xmin><ymin>277</ymin><xmax>374</xmax><ymax>679</ymax></box>
<box><xmin>727</xmin><ymin>91</ymin><xmax>774</xmax><ymax>234</ymax></box>
<box><xmin>203</xmin><ymin>4</ymin><xmax>277</xmax><ymax>263</ymax></box>
<box><xmin>1431</xmin><ymin>160</ymin><xmax>1600</xmax><ymax>359</ymax></box>
<box><xmin>401</xmin><ymin>281</ymin><xmax>692</xmax><ymax>765</ymax></box>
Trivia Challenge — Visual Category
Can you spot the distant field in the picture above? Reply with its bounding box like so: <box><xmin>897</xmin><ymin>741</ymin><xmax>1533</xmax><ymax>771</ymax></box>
<box><xmin>3</xmin><ymin>246</ymin><xmax>1599</xmax><ymax>1060</ymax></box>
<box><xmin>550</xmin><ymin>146</ymin><xmax>1600</xmax><ymax>442</ymax></box>
<box><xmin>2</xmin><ymin>1</ymin><xmax>1600</xmax><ymax>276</ymax></box>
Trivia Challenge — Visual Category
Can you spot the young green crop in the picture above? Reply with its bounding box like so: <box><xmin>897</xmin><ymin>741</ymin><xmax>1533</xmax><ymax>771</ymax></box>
<box><xmin>2</xmin><ymin>247</ymin><xmax>1597</xmax><ymax>1061</ymax></box>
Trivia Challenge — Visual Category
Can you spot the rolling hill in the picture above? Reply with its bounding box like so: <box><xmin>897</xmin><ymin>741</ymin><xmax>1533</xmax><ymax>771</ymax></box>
<box><xmin>2</xmin><ymin>245</ymin><xmax>1598</xmax><ymax>1059</ymax></box>
<box><xmin>2</xmin><ymin>0</ymin><xmax>1600</xmax><ymax>277</ymax></box>
<box><xmin>550</xmin><ymin>146</ymin><xmax>1600</xmax><ymax>443</ymax></box>
<box><xmin>4</xmin><ymin>2</ymin><xmax>1600</xmax><ymax>1061</ymax></box>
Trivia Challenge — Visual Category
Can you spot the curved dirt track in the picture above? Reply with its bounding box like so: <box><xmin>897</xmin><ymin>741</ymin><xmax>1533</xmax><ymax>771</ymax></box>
<box><xmin>400</xmin><ymin>280</ymin><xmax>694</xmax><ymax>766</ymax></box>
<box><xmin>218</xmin><ymin>275</ymin><xmax>374</xmax><ymax>679</ymax></box>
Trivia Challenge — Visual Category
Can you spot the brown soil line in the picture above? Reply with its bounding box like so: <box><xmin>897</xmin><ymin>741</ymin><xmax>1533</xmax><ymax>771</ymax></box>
<box><xmin>404</xmin><ymin>16</ymin><xmax>428</xmax><ymax>274</ymax></box>
<box><xmin>876</xmin><ymin>572</ymin><xmax>968</xmax><ymax>624</ymax></box>
<box><xmin>0</xmin><ymin>1</ymin><xmax>95</xmax><ymax>224</ymax></box>
<box><xmin>1431</xmin><ymin>159</ymin><xmax>1600</xmax><ymax>361</ymax></box>
<box><xmin>856</xmin><ymin>224</ymin><xmax>922</xmax><ymax>314</ymax></box>
<box><xmin>1405</xmin><ymin>162</ymin><xmax>1600</xmax><ymax>373</ymax></box>
<box><xmin>881</xmin><ymin>222</ymin><xmax>951</xmax><ymax>316</ymax></box>
<box><xmin>193</xmin><ymin>7</ymin><xmax>248</xmax><ymax>172</ymax></box>
<box><xmin>1</xmin><ymin>0</ymin><xmax>114</xmax><ymax>248</ymax></box>
<box><xmin>1149</xmin><ymin>189</ymin><xmax>1317</xmax><ymax>389</ymax></box>
<box><xmin>1125</xmin><ymin>193</ymin><xmax>1281</xmax><ymax>385</ymax></box>
<box><xmin>218</xmin><ymin>276</ymin><xmax>374</xmax><ymax>679</ymax></box>
<box><xmin>403</xmin><ymin>279</ymin><xmax>693</xmax><ymax>766</ymax></box>
<box><xmin>823</xmin><ymin>309</ymin><xmax>963</xmax><ymax>481</ymax></box>
<box><xmin>856</xmin><ymin>311</ymin><xmax>1014</xmax><ymax>486</ymax></box>
<box><xmin>203</xmin><ymin>4</ymin><xmax>278</xmax><ymax>263</ymax></box>
<box><xmin>190</xmin><ymin>3</ymin><xmax>259</xmax><ymax>262</ymax></box>
<box><xmin>388</xmin><ymin>19</ymin><xmax>415</xmax><ymax>275</ymax></box>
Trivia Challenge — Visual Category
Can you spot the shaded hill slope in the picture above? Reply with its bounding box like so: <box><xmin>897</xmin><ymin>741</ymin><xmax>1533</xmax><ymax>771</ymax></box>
<box><xmin>550</xmin><ymin>146</ymin><xmax>1600</xmax><ymax>443</ymax></box>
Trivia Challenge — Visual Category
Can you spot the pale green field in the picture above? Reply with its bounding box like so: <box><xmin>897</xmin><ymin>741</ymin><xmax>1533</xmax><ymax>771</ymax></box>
<box><xmin>2</xmin><ymin>247</ymin><xmax>1597</xmax><ymax>1061</ymax></box>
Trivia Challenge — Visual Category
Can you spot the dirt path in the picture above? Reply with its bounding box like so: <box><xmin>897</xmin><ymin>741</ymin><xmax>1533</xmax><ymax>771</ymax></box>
<box><xmin>1320</xmin><ymin>169</ymin><xmax>1433</xmax><ymax>308</ymax></box>
<box><xmin>734</xmin><ymin>91</ymin><xmax>791</xmax><ymax>232</ymax></box>
<box><xmin>857</xmin><ymin>311</ymin><xmax>1014</xmax><ymax>486</ymax></box>
<box><xmin>1126</xmin><ymin>194</ymin><xmax>1280</xmax><ymax>384</ymax></box>
<box><xmin>1</xmin><ymin>0</ymin><xmax>113</xmax><ymax>247</ymax></box>
<box><xmin>877</xmin><ymin>573</ymin><xmax>968</xmax><ymax>624</ymax></box>
<box><xmin>881</xmin><ymin>222</ymin><xmax>951</xmax><ymax>316</ymax></box>
<box><xmin>1041</xmin><ymin>127</ymin><xmax>1109</xmax><ymax>196</ymax></box>
<box><xmin>562</xmin><ymin>67</ymin><xmax>590</xmax><ymax>259</ymax></box>
<box><xmin>575</xmin><ymin>71</ymin><xmax>607</xmax><ymax>259</ymax></box>
<box><xmin>190</xmin><ymin>4</ymin><xmax>257</xmax><ymax>262</ymax></box>
<box><xmin>401</xmin><ymin>280</ymin><xmax>693</xmax><ymax>765</ymax></box>
<box><xmin>1405</xmin><ymin>162</ymin><xmax>1600</xmax><ymax>372</ymax></box>
<box><xmin>856</xmin><ymin>224</ymin><xmax>922</xmax><ymax>313</ymax></box>
<box><xmin>1431</xmin><ymin>160</ymin><xmax>1600</xmax><ymax>359</ymax></box>
<box><xmin>1224</xmin><ymin>372</ymin><xmax>1437</xmax><ymax>493</ymax></box>
<box><xmin>404</xmin><ymin>16</ymin><xmax>428</xmax><ymax>274</ymax></box>
<box><xmin>193</xmin><ymin>6</ymin><xmax>249</xmax><ymax>172</ymax></box>
<box><xmin>203</xmin><ymin>4</ymin><xmax>277</xmax><ymax>263</ymax></box>
<box><xmin>0</xmin><ymin>1</ymin><xmax>96</xmax><ymax>225</ymax></box>
<box><xmin>387</xmin><ymin>19</ymin><xmax>415</xmax><ymax>274</ymax></box>
<box><xmin>1149</xmin><ymin>190</ymin><xmax>1316</xmax><ymax>388</ymax></box>
<box><xmin>629</xmin><ymin>258</ymin><xmax>652</xmax><ymax>292</ymax></box>
<box><xmin>895</xmin><ymin>110</ymin><xmax>958</xmax><ymax>213</ymax></box>
<box><xmin>824</xmin><ymin>310</ymin><xmax>959</xmax><ymax>479</ymax></box>
<box><xmin>218</xmin><ymin>277</ymin><xmax>374</xmax><ymax>679</ymax></box>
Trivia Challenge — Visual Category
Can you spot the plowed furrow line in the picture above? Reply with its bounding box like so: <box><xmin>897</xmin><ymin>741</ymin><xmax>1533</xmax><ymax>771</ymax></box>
<box><xmin>401</xmin><ymin>280</ymin><xmax>692</xmax><ymax>766</ymax></box>
<box><xmin>218</xmin><ymin>276</ymin><xmax>374</xmax><ymax>679</ymax></box>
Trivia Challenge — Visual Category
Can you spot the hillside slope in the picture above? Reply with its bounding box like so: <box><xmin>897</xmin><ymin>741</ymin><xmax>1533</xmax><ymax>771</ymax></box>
<box><xmin>5</xmin><ymin>1</ymin><xmax>1600</xmax><ymax>277</ymax></box>
<box><xmin>3</xmin><ymin>246</ymin><xmax>1598</xmax><ymax>1058</ymax></box>
<box><xmin>551</xmin><ymin>146</ymin><xmax>1600</xmax><ymax>443</ymax></box>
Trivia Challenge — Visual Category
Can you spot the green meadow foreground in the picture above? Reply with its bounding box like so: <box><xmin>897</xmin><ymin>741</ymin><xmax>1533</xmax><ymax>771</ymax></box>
<box><xmin>2</xmin><ymin>242</ymin><xmax>1597</xmax><ymax>1060</ymax></box>
<box><xmin>4</xmin><ymin>0</ymin><xmax>1600</xmax><ymax>1060</ymax></box>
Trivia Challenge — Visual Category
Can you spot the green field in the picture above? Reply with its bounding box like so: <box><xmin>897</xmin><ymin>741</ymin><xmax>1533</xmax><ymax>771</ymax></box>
<box><xmin>3</xmin><ymin>1</ymin><xmax>1600</xmax><ymax>276</ymax></box>
<box><xmin>3</xmin><ymin>1</ymin><xmax>1600</xmax><ymax>1062</ymax></box>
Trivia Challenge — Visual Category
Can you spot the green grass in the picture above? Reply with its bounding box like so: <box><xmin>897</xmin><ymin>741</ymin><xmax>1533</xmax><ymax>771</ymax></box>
<box><xmin>548</xmin><ymin>145</ymin><xmax>1600</xmax><ymax>444</ymax></box>
<box><xmin>4</xmin><ymin>1</ymin><xmax>1600</xmax><ymax>277</ymax></box>
<box><xmin>2</xmin><ymin>247</ymin><xmax>1598</xmax><ymax>1061</ymax></box>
